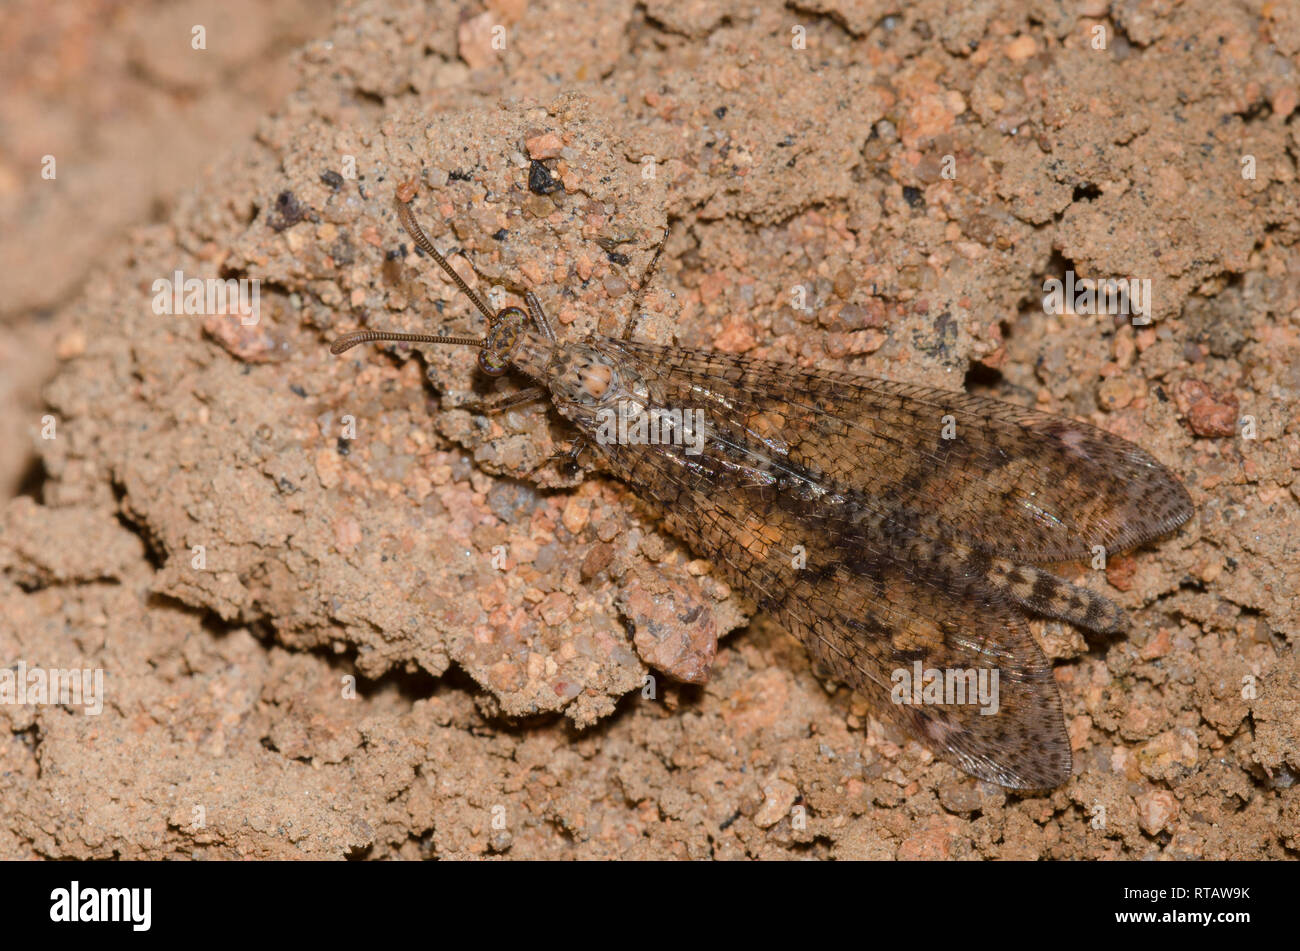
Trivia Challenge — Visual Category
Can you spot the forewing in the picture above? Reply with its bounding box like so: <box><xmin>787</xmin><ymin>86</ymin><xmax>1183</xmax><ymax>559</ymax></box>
<box><xmin>580</xmin><ymin>340</ymin><xmax>1073</xmax><ymax>787</ymax></box>
<box><xmin>605</xmin><ymin>339</ymin><xmax>1193</xmax><ymax>563</ymax></box>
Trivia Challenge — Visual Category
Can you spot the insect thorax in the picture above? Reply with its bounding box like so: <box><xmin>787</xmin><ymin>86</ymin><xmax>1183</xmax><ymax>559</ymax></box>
<box><xmin>541</xmin><ymin>339</ymin><xmax>651</xmax><ymax>430</ymax></box>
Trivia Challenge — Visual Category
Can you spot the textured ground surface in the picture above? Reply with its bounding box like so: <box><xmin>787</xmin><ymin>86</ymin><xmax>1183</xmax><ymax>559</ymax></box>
<box><xmin>1</xmin><ymin>0</ymin><xmax>1298</xmax><ymax>858</ymax></box>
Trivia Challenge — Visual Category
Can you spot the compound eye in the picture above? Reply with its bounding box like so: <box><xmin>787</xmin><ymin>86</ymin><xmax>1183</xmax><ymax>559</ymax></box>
<box><xmin>478</xmin><ymin>350</ymin><xmax>510</xmax><ymax>376</ymax></box>
<box><xmin>483</xmin><ymin>308</ymin><xmax>525</xmax><ymax>359</ymax></box>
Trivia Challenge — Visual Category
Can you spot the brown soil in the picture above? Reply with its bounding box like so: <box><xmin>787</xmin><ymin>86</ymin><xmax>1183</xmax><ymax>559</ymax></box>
<box><xmin>1</xmin><ymin>0</ymin><xmax>1297</xmax><ymax>859</ymax></box>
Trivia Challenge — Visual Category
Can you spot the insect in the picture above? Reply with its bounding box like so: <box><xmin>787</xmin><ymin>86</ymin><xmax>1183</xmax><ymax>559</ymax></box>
<box><xmin>332</xmin><ymin>195</ymin><xmax>1193</xmax><ymax>790</ymax></box>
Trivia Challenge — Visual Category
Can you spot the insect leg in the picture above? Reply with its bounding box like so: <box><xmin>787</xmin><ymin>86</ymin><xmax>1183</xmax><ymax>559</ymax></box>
<box><xmin>553</xmin><ymin>437</ymin><xmax>588</xmax><ymax>469</ymax></box>
<box><xmin>619</xmin><ymin>223</ymin><xmax>671</xmax><ymax>341</ymax></box>
<box><xmin>524</xmin><ymin>290</ymin><xmax>556</xmax><ymax>343</ymax></box>
<box><xmin>520</xmin><ymin>437</ymin><xmax>591</xmax><ymax>478</ymax></box>
<box><xmin>456</xmin><ymin>386</ymin><xmax>548</xmax><ymax>415</ymax></box>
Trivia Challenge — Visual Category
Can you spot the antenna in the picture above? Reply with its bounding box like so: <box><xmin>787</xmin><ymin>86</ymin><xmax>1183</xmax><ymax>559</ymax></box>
<box><xmin>329</xmin><ymin>196</ymin><xmax>540</xmax><ymax>378</ymax></box>
<box><xmin>393</xmin><ymin>199</ymin><xmax>497</xmax><ymax>324</ymax></box>
<box><xmin>330</xmin><ymin>329</ymin><xmax>483</xmax><ymax>355</ymax></box>
<box><xmin>329</xmin><ymin>198</ymin><xmax>501</xmax><ymax>356</ymax></box>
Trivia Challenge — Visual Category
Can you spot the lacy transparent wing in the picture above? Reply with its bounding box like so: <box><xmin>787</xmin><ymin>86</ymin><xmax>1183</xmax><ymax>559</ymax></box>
<box><xmin>577</xmin><ymin>338</ymin><xmax>1102</xmax><ymax>787</ymax></box>
<box><xmin>605</xmin><ymin>339</ymin><xmax>1193</xmax><ymax>564</ymax></box>
<box><xmin>593</xmin><ymin>408</ymin><xmax>1071</xmax><ymax>788</ymax></box>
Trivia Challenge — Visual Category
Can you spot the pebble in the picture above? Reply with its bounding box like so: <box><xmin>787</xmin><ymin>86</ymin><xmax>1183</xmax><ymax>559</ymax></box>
<box><xmin>1180</xmin><ymin>380</ymin><xmax>1239</xmax><ymax>437</ymax></box>
<box><xmin>315</xmin><ymin>448</ymin><xmax>341</xmax><ymax>489</ymax></box>
<box><xmin>457</xmin><ymin>12</ymin><xmax>497</xmax><ymax>71</ymax></box>
<box><xmin>1135</xmin><ymin>789</ymin><xmax>1179</xmax><ymax>835</ymax></box>
<box><xmin>525</xmin><ymin>132</ymin><xmax>564</xmax><ymax>160</ymax></box>
<box><xmin>753</xmin><ymin>778</ymin><xmax>798</xmax><ymax>828</ymax></box>
<box><xmin>56</xmin><ymin>330</ymin><xmax>87</xmax><ymax>359</ymax></box>
<box><xmin>1005</xmin><ymin>35</ymin><xmax>1039</xmax><ymax>61</ymax></box>
<box><xmin>540</xmin><ymin>592</ymin><xmax>572</xmax><ymax>625</ymax></box>
<box><xmin>1097</xmin><ymin>375</ymin><xmax>1137</xmax><ymax>411</ymax></box>
<box><xmin>561</xmin><ymin>496</ymin><xmax>590</xmax><ymax>534</ymax></box>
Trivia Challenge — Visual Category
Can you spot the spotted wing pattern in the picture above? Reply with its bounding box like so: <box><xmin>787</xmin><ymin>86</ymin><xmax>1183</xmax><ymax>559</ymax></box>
<box><xmin>569</xmin><ymin>337</ymin><xmax>1192</xmax><ymax>788</ymax></box>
